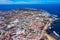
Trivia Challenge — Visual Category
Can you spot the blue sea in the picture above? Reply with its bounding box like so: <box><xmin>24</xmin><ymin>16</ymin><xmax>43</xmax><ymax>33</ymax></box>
<box><xmin>0</xmin><ymin>4</ymin><xmax>60</xmax><ymax>39</ymax></box>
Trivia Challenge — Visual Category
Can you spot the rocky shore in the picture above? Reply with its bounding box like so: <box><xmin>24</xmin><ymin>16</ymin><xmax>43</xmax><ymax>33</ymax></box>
<box><xmin>0</xmin><ymin>8</ymin><xmax>58</xmax><ymax>40</ymax></box>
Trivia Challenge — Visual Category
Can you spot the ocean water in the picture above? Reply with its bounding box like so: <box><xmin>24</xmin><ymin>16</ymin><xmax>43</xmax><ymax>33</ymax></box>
<box><xmin>0</xmin><ymin>4</ymin><xmax>60</xmax><ymax>39</ymax></box>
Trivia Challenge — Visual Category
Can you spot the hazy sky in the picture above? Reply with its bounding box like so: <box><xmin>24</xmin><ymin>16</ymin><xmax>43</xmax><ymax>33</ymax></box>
<box><xmin>0</xmin><ymin>0</ymin><xmax>60</xmax><ymax>4</ymax></box>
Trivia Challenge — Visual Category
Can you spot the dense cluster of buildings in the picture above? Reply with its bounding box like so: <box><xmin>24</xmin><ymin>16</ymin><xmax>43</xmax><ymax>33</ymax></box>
<box><xmin>0</xmin><ymin>9</ymin><xmax>57</xmax><ymax>40</ymax></box>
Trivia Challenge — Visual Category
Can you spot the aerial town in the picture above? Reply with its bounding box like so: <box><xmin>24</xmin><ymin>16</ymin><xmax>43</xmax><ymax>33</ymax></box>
<box><xmin>0</xmin><ymin>8</ymin><xmax>57</xmax><ymax>40</ymax></box>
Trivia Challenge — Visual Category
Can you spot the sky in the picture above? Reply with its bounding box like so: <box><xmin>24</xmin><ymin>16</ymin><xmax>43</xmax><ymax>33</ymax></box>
<box><xmin>0</xmin><ymin>0</ymin><xmax>60</xmax><ymax>4</ymax></box>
